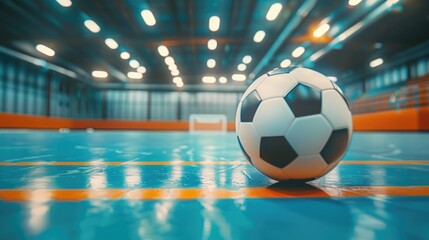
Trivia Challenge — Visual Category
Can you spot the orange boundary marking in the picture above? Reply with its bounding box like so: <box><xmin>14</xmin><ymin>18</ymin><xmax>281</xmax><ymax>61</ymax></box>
<box><xmin>0</xmin><ymin>186</ymin><xmax>429</xmax><ymax>201</ymax></box>
<box><xmin>0</xmin><ymin>160</ymin><xmax>428</xmax><ymax>166</ymax></box>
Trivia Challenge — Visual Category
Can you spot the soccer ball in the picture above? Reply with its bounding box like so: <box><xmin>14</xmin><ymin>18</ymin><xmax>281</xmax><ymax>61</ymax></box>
<box><xmin>236</xmin><ymin>67</ymin><xmax>352</xmax><ymax>181</ymax></box>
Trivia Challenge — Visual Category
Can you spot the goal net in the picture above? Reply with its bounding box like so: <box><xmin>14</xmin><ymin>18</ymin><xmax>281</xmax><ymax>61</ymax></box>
<box><xmin>189</xmin><ymin>114</ymin><xmax>227</xmax><ymax>134</ymax></box>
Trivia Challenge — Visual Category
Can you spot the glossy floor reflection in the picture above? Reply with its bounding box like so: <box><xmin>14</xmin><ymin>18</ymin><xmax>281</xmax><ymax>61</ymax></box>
<box><xmin>0</xmin><ymin>130</ymin><xmax>429</xmax><ymax>239</ymax></box>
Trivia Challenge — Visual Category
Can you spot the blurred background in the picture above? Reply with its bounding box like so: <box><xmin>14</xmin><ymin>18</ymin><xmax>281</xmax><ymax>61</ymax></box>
<box><xmin>0</xmin><ymin>0</ymin><xmax>428</xmax><ymax>129</ymax></box>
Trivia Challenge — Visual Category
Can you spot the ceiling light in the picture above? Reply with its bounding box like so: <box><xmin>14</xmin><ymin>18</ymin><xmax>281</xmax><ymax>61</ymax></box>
<box><xmin>173</xmin><ymin>77</ymin><xmax>182</xmax><ymax>84</ymax></box>
<box><xmin>237</xmin><ymin>63</ymin><xmax>246</xmax><ymax>71</ymax></box>
<box><xmin>176</xmin><ymin>81</ymin><xmax>184</xmax><ymax>88</ymax></box>
<box><xmin>164</xmin><ymin>56</ymin><xmax>175</xmax><ymax>65</ymax></box>
<box><xmin>129</xmin><ymin>59</ymin><xmax>140</xmax><ymax>68</ymax></box>
<box><xmin>92</xmin><ymin>70</ymin><xmax>108</xmax><ymax>78</ymax></box>
<box><xmin>242</xmin><ymin>55</ymin><xmax>252</xmax><ymax>64</ymax></box>
<box><xmin>209</xmin><ymin>16</ymin><xmax>220</xmax><ymax>32</ymax></box>
<box><xmin>168</xmin><ymin>64</ymin><xmax>177</xmax><ymax>71</ymax></box>
<box><xmin>292</xmin><ymin>46</ymin><xmax>305</xmax><ymax>58</ymax></box>
<box><xmin>253</xmin><ymin>30</ymin><xmax>266</xmax><ymax>43</ymax></box>
<box><xmin>370</xmin><ymin>58</ymin><xmax>383</xmax><ymax>68</ymax></box>
<box><xmin>137</xmin><ymin>66</ymin><xmax>146</xmax><ymax>74</ymax></box>
<box><xmin>208</xmin><ymin>39</ymin><xmax>217</xmax><ymax>50</ymax></box>
<box><xmin>171</xmin><ymin>69</ymin><xmax>180</xmax><ymax>76</ymax></box>
<box><xmin>327</xmin><ymin>76</ymin><xmax>337</xmax><ymax>82</ymax></box>
<box><xmin>36</xmin><ymin>44</ymin><xmax>55</xmax><ymax>57</ymax></box>
<box><xmin>266</xmin><ymin>3</ymin><xmax>283</xmax><ymax>21</ymax></box>
<box><xmin>141</xmin><ymin>10</ymin><xmax>156</xmax><ymax>26</ymax></box>
<box><xmin>387</xmin><ymin>0</ymin><xmax>400</xmax><ymax>7</ymax></box>
<box><xmin>207</xmin><ymin>59</ymin><xmax>216</xmax><ymax>68</ymax></box>
<box><xmin>157</xmin><ymin>45</ymin><xmax>169</xmax><ymax>57</ymax></box>
<box><xmin>202</xmin><ymin>76</ymin><xmax>216</xmax><ymax>84</ymax></box>
<box><xmin>84</xmin><ymin>20</ymin><xmax>100</xmax><ymax>33</ymax></box>
<box><xmin>348</xmin><ymin>0</ymin><xmax>362</xmax><ymax>6</ymax></box>
<box><xmin>56</xmin><ymin>0</ymin><xmax>72</xmax><ymax>7</ymax></box>
<box><xmin>120</xmin><ymin>52</ymin><xmax>130</xmax><ymax>60</ymax></box>
<box><xmin>280</xmin><ymin>59</ymin><xmax>291</xmax><ymax>68</ymax></box>
<box><xmin>127</xmin><ymin>72</ymin><xmax>143</xmax><ymax>79</ymax></box>
<box><xmin>219</xmin><ymin>77</ymin><xmax>227</xmax><ymax>83</ymax></box>
<box><xmin>105</xmin><ymin>38</ymin><xmax>118</xmax><ymax>49</ymax></box>
<box><xmin>232</xmin><ymin>74</ymin><xmax>246</xmax><ymax>81</ymax></box>
<box><xmin>313</xmin><ymin>23</ymin><xmax>330</xmax><ymax>38</ymax></box>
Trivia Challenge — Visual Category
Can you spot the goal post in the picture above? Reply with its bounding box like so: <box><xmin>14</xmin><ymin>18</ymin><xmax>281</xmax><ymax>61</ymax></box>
<box><xmin>189</xmin><ymin>114</ymin><xmax>228</xmax><ymax>134</ymax></box>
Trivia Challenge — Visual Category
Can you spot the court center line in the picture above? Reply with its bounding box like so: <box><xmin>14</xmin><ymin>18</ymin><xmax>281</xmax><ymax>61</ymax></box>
<box><xmin>1</xmin><ymin>185</ymin><xmax>429</xmax><ymax>201</ymax></box>
<box><xmin>0</xmin><ymin>160</ymin><xmax>428</xmax><ymax>166</ymax></box>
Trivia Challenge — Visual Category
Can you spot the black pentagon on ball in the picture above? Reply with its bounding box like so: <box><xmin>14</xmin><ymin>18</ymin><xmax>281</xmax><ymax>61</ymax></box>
<box><xmin>320</xmin><ymin>128</ymin><xmax>349</xmax><ymax>164</ymax></box>
<box><xmin>284</xmin><ymin>83</ymin><xmax>321</xmax><ymax>117</ymax></box>
<box><xmin>240</xmin><ymin>90</ymin><xmax>262</xmax><ymax>122</ymax></box>
<box><xmin>260</xmin><ymin>136</ymin><xmax>298</xmax><ymax>168</ymax></box>
<box><xmin>237</xmin><ymin>136</ymin><xmax>252</xmax><ymax>164</ymax></box>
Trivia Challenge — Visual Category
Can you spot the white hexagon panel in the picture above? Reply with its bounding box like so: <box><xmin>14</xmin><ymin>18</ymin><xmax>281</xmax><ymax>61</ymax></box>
<box><xmin>290</xmin><ymin>68</ymin><xmax>334</xmax><ymax>91</ymax></box>
<box><xmin>253</xmin><ymin>98</ymin><xmax>295</xmax><ymax>137</ymax></box>
<box><xmin>285</xmin><ymin>115</ymin><xmax>332</xmax><ymax>156</ymax></box>
<box><xmin>283</xmin><ymin>155</ymin><xmax>328</xmax><ymax>180</ymax></box>
<box><xmin>237</xmin><ymin>123</ymin><xmax>261</xmax><ymax>162</ymax></box>
<box><xmin>255</xmin><ymin>73</ymin><xmax>297</xmax><ymax>100</ymax></box>
<box><xmin>321</xmin><ymin>90</ymin><xmax>353</xmax><ymax>135</ymax></box>
<box><xmin>240</xmin><ymin>74</ymin><xmax>268</xmax><ymax>101</ymax></box>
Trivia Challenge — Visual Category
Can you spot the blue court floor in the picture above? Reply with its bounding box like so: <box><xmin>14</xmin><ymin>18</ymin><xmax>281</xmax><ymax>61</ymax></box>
<box><xmin>0</xmin><ymin>130</ymin><xmax>429</xmax><ymax>239</ymax></box>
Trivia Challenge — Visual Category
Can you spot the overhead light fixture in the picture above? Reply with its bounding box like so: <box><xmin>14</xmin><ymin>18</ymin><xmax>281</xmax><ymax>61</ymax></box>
<box><xmin>171</xmin><ymin>69</ymin><xmax>180</xmax><ymax>76</ymax></box>
<box><xmin>168</xmin><ymin>64</ymin><xmax>177</xmax><ymax>71</ymax></box>
<box><xmin>327</xmin><ymin>76</ymin><xmax>337</xmax><ymax>82</ymax></box>
<box><xmin>370</xmin><ymin>58</ymin><xmax>383</xmax><ymax>68</ymax></box>
<box><xmin>157</xmin><ymin>45</ymin><xmax>169</xmax><ymax>57</ymax></box>
<box><xmin>348</xmin><ymin>0</ymin><xmax>362</xmax><ymax>6</ymax></box>
<box><xmin>105</xmin><ymin>38</ymin><xmax>118</xmax><ymax>49</ymax></box>
<box><xmin>92</xmin><ymin>70</ymin><xmax>108</xmax><ymax>78</ymax></box>
<box><xmin>120</xmin><ymin>52</ymin><xmax>130</xmax><ymax>60</ymax></box>
<box><xmin>129</xmin><ymin>59</ymin><xmax>140</xmax><ymax>68</ymax></box>
<box><xmin>56</xmin><ymin>0</ymin><xmax>72</xmax><ymax>7</ymax></box>
<box><xmin>280</xmin><ymin>59</ymin><xmax>291</xmax><ymax>68</ymax></box>
<box><xmin>202</xmin><ymin>76</ymin><xmax>216</xmax><ymax>84</ymax></box>
<box><xmin>313</xmin><ymin>23</ymin><xmax>330</xmax><ymax>38</ymax></box>
<box><xmin>253</xmin><ymin>30</ymin><xmax>266</xmax><ymax>43</ymax></box>
<box><xmin>165</xmin><ymin>56</ymin><xmax>175</xmax><ymax>65</ymax></box>
<box><xmin>173</xmin><ymin>77</ymin><xmax>182</xmax><ymax>84</ymax></box>
<box><xmin>209</xmin><ymin>16</ymin><xmax>220</xmax><ymax>32</ymax></box>
<box><xmin>207</xmin><ymin>59</ymin><xmax>216</xmax><ymax>68</ymax></box>
<box><xmin>207</xmin><ymin>39</ymin><xmax>217</xmax><ymax>50</ymax></box>
<box><xmin>387</xmin><ymin>0</ymin><xmax>400</xmax><ymax>7</ymax></box>
<box><xmin>127</xmin><ymin>72</ymin><xmax>143</xmax><ymax>79</ymax></box>
<box><xmin>266</xmin><ymin>3</ymin><xmax>283</xmax><ymax>21</ymax></box>
<box><xmin>292</xmin><ymin>46</ymin><xmax>305</xmax><ymax>58</ymax></box>
<box><xmin>36</xmin><ymin>44</ymin><xmax>55</xmax><ymax>57</ymax></box>
<box><xmin>219</xmin><ymin>77</ymin><xmax>227</xmax><ymax>83</ymax></box>
<box><xmin>232</xmin><ymin>74</ymin><xmax>246</xmax><ymax>81</ymax></box>
<box><xmin>237</xmin><ymin>63</ymin><xmax>246</xmax><ymax>71</ymax></box>
<box><xmin>141</xmin><ymin>9</ymin><xmax>156</xmax><ymax>26</ymax></box>
<box><xmin>84</xmin><ymin>20</ymin><xmax>100</xmax><ymax>33</ymax></box>
<box><xmin>137</xmin><ymin>66</ymin><xmax>146</xmax><ymax>74</ymax></box>
<box><xmin>176</xmin><ymin>81</ymin><xmax>184</xmax><ymax>88</ymax></box>
<box><xmin>242</xmin><ymin>55</ymin><xmax>252</xmax><ymax>64</ymax></box>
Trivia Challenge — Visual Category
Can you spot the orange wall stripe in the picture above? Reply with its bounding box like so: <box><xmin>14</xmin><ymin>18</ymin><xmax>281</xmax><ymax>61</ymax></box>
<box><xmin>1</xmin><ymin>107</ymin><xmax>429</xmax><ymax>131</ymax></box>
<box><xmin>1</xmin><ymin>186</ymin><xmax>429</xmax><ymax>201</ymax></box>
<box><xmin>0</xmin><ymin>160</ymin><xmax>428</xmax><ymax>166</ymax></box>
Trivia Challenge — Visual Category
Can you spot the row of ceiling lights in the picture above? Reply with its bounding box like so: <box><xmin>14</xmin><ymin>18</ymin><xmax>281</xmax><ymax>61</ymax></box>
<box><xmin>41</xmin><ymin>0</ymin><xmax>390</xmax><ymax>87</ymax></box>
<box><xmin>202</xmin><ymin>3</ymin><xmax>284</xmax><ymax>84</ymax></box>
<box><xmin>36</xmin><ymin>0</ymin><xmax>148</xmax><ymax>82</ymax></box>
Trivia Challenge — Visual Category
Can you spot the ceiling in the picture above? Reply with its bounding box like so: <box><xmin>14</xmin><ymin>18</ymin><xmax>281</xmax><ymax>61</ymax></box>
<box><xmin>0</xmin><ymin>0</ymin><xmax>428</xmax><ymax>89</ymax></box>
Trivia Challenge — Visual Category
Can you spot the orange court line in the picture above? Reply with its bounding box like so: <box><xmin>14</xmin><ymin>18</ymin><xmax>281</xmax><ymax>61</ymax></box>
<box><xmin>0</xmin><ymin>160</ymin><xmax>428</xmax><ymax>166</ymax></box>
<box><xmin>1</xmin><ymin>186</ymin><xmax>429</xmax><ymax>201</ymax></box>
